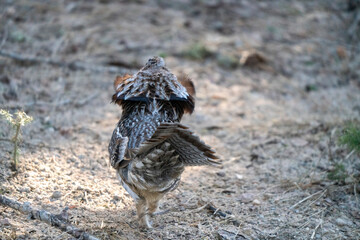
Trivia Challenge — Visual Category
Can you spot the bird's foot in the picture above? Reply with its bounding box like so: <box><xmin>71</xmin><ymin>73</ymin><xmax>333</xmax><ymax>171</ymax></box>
<box><xmin>139</xmin><ymin>214</ymin><xmax>153</xmax><ymax>229</ymax></box>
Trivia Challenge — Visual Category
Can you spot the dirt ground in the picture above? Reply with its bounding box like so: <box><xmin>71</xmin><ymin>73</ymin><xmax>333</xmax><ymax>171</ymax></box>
<box><xmin>1</xmin><ymin>0</ymin><xmax>360</xmax><ymax>239</ymax></box>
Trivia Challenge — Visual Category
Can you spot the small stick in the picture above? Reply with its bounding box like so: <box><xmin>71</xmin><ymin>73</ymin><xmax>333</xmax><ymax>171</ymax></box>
<box><xmin>310</xmin><ymin>219</ymin><xmax>322</xmax><ymax>239</ymax></box>
<box><xmin>0</xmin><ymin>50</ymin><xmax>132</xmax><ymax>74</ymax></box>
<box><xmin>74</xmin><ymin>93</ymin><xmax>100</xmax><ymax>108</ymax></box>
<box><xmin>191</xmin><ymin>203</ymin><xmax>209</xmax><ymax>213</ymax></box>
<box><xmin>328</xmin><ymin>135</ymin><xmax>333</xmax><ymax>162</ymax></box>
<box><xmin>355</xmin><ymin>183</ymin><xmax>359</xmax><ymax>208</ymax></box>
<box><xmin>12</xmin><ymin>123</ymin><xmax>21</xmax><ymax>170</ymax></box>
<box><xmin>84</xmin><ymin>191</ymin><xmax>89</xmax><ymax>205</ymax></box>
<box><xmin>345</xmin><ymin>149</ymin><xmax>355</xmax><ymax>161</ymax></box>
<box><xmin>298</xmin><ymin>208</ymin><xmax>327</xmax><ymax>229</ymax></box>
<box><xmin>206</xmin><ymin>204</ymin><xmax>227</xmax><ymax>218</ymax></box>
<box><xmin>0</xmin><ymin>194</ymin><xmax>99</xmax><ymax>240</ymax></box>
<box><xmin>152</xmin><ymin>209</ymin><xmax>172</xmax><ymax>216</ymax></box>
<box><xmin>301</xmin><ymin>190</ymin><xmax>327</xmax><ymax>213</ymax></box>
<box><xmin>0</xmin><ymin>138</ymin><xmax>64</xmax><ymax>151</ymax></box>
<box><xmin>348</xmin><ymin>9</ymin><xmax>360</xmax><ymax>40</ymax></box>
<box><xmin>0</xmin><ymin>24</ymin><xmax>8</xmax><ymax>50</ymax></box>
<box><xmin>206</xmin><ymin>204</ymin><xmax>240</xmax><ymax>226</ymax></box>
<box><xmin>289</xmin><ymin>190</ymin><xmax>324</xmax><ymax>210</ymax></box>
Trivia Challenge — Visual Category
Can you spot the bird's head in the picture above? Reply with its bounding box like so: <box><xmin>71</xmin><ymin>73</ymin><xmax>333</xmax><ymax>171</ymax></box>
<box><xmin>145</xmin><ymin>56</ymin><xmax>165</xmax><ymax>69</ymax></box>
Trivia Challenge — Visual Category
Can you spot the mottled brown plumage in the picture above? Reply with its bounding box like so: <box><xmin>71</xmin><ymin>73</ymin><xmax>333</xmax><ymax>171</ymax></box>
<box><xmin>108</xmin><ymin>56</ymin><xmax>219</xmax><ymax>228</ymax></box>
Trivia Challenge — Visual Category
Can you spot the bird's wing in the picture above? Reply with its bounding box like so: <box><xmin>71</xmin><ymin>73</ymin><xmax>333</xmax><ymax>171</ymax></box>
<box><xmin>135</xmin><ymin>123</ymin><xmax>220</xmax><ymax>166</ymax></box>
<box><xmin>108</xmin><ymin>127</ymin><xmax>130</xmax><ymax>169</ymax></box>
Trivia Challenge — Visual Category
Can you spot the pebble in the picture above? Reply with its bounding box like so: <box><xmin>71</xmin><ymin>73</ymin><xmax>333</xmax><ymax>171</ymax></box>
<box><xmin>263</xmin><ymin>193</ymin><xmax>271</xmax><ymax>200</ymax></box>
<box><xmin>19</xmin><ymin>187</ymin><xmax>30</xmax><ymax>193</ymax></box>
<box><xmin>239</xmin><ymin>193</ymin><xmax>254</xmax><ymax>203</ymax></box>
<box><xmin>218</xmin><ymin>229</ymin><xmax>243</xmax><ymax>240</ymax></box>
<box><xmin>345</xmin><ymin>177</ymin><xmax>353</xmax><ymax>184</ymax></box>
<box><xmin>216</xmin><ymin>171</ymin><xmax>226</xmax><ymax>177</ymax></box>
<box><xmin>335</xmin><ymin>218</ymin><xmax>351</xmax><ymax>227</ymax></box>
<box><xmin>252</xmin><ymin>199</ymin><xmax>261</xmax><ymax>205</ymax></box>
<box><xmin>0</xmin><ymin>218</ymin><xmax>10</xmax><ymax>226</ymax></box>
<box><xmin>291</xmin><ymin>138</ymin><xmax>308</xmax><ymax>147</ymax></box>
<box><xmin>113</xmin><ymin>195</ymin><xmax>121</xmax><ymax>201</ymax></box>
<box><xmin>51</xmin><ymin>191</ymin><xmax>62</xmax><ymax>199</ymax></box>
<box><xmin>235</xmin><ymin>174</ymin><xmax>244</xmax><ymax>180</ymax></box>
<box><xmin>242</xmin><ymin>227</ymin><xmax>253</xmax><ymax>236</ymax></box>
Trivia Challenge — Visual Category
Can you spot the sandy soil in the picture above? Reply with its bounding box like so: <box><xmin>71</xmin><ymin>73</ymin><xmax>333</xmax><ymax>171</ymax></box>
<box><xmin>1</xmin><ymin>0</ymin><xmax>360</xmax><ymax>239</ymax></box>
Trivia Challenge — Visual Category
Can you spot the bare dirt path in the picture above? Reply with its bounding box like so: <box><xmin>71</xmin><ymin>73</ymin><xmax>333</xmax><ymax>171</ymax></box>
<box><xmin>1</xmin><ymin>1</ymin><xmax>359</xmax><ymax>239</ymax></box>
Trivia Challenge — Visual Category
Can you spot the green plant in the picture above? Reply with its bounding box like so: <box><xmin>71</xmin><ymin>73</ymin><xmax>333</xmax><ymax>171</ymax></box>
<box><xmin>327</xmin><ymin>163</ymin><xmax>348</xmax><ymax>182</ymax></box>
<box><xmin>327</xmin><ymin>124</ymin><xmax>360</xmax><ymax>183</ymax></box>
<box><xmin>158</xmin><ymin>52</ymin><xmax>168</xmax><ymax>58</ymax></box>
<box><xmin>339</xmin><ymin>124</ymin><xmax>360</xmax><ymax>154</ymax></box>
<box><xmin>182</xmin><ymin>43</ymin><xmax>213</xmax><ymax>61</ymax></box>
<box><xmin>216</xmin><ymin>54</ymin><xmax>239</xmax><ymax>69</ymax></box>
<box><xmin>10</xmin><ymin>30</ymin><xmax>26</xmax><ymax>43</ymax></box>
<box><xmin>0</xmin><ymin>109</ymin><xmax>33</xmax><ymax>170</ymax></box>
<box><xmin>305</xmin><ymin>84</ymin><xmax>318</xmax><ymax>92</ymax></box>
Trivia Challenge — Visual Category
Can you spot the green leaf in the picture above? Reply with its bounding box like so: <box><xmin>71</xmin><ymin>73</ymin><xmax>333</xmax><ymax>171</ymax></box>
<box><xmin>339</xmin><ymin>124</ymin><xmax>360</xmax><ymax>154</ymax></box>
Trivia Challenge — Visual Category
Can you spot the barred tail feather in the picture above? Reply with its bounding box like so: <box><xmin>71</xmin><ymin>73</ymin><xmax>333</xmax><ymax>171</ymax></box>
<box><xmin>135</xmin><ymin>123</ymin><xmax>220</xmax><ymax>166</ymax></box>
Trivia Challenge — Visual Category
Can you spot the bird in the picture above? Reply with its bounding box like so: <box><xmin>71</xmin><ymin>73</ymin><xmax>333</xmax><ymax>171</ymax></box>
<box><xmin>108</xmin><ymin>56</ymin><xmax>219</xmax><ymax>228</ymax></box>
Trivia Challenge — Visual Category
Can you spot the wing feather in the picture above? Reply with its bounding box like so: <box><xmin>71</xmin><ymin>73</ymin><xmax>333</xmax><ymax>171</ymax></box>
<box><xmin>136</xmin><ymin>123</ymin><xmax>220</xmax><ymax>166</ymax></box>
<box><xmin>108</xmin><ymin>127</ymin><xmax>130</xmax><ymax>169</ymax></box>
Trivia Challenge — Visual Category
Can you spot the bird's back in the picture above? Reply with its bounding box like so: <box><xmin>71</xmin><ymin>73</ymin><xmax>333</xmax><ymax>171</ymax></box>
<box><xmin>118</xmin><ymin>101</ymin><xmax>180</xmax><ymax>149</ymax></box>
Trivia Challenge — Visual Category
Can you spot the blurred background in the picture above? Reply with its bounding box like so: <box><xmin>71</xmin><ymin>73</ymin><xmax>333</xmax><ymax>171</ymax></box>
<box><xmin>0</xmin><ymin>0</ymin><xmax>359</xmax><ymax>239</ymax></box>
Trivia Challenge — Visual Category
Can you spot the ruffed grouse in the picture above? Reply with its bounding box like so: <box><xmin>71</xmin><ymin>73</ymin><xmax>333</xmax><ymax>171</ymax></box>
<box><xmin>108</xmin><ymin>56</ymin><xmax>219</xmax><ymax>228</ymax></box>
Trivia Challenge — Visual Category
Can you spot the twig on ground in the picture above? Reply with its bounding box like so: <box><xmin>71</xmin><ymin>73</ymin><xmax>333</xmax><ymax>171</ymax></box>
<box><xmin>206</xmin><ymin>204</ymin><xmax>240</xmax><ymax>226</ymax></box>
<box><xmin>355</xmin><ymin>183</ymin><xmax>359</xmax><ymax>208</ymax></box>
<box><xmin>0</xmin><ymin>138</ymin><xmax>64</xmax><ymax>151</ymax></box>
<box><xmin>184</xmin><ymin>195</ymin><xmax>196</xmax><ymax>204</ymax></box>
<box><xmin>348</xmin><ymin>9</ymin><xmax>360</xmax><ymax>40</ymax></box>
<box><xmin>345</xmin><ymin>149</ymin><xmax>356</xmax><ymax>161</ymax></box>
<box><xmin>289</xmin><ymin>189</ymin><xmax>324</xmax><ymax>210</ymax></box>
<box><xmin>0</xmin><ymin>50</ymin><xmax>132</xmax><ymax>74</ymax></box>
<box><xmin>310</xmin><ymin>219</ymin><xmax>323</xmax><ymax>239</ymax></box>
<box><xmin>0</xmin><ymin>194</ymin><xmax>99</xmax><ymax>240</ymax></box>
<box><xmin>206</xmin><ymin>204</ymin><xmax>227</xmax><ymax>218</ymax></box>
<box><xmin>327</xmin><ymin>129</ymin><xmax>336</xmax><ymax>162</ymax></box>
<box><xmin>192</xmin><ymin>203</ymin><xmax>209</xmax><ymax>213</ymax></box>
<box><xmin>297</xmin><ymin>181</ymin><xmax>323</xmax><ymax>191</ymax></box>
<box><xmin>217</xmin><ymin>229</ymin><xmax>248</xmax><ymax>240</ymax></box>
<box><xmin>298</xmin><ymin>207</ymin><xmax>327</xmax><ymax>229</ymax></box>
<box><xmin>74</xmin><ymin>93</ymin><xmax>100</xmax><ymax>108</ymax></box>
<box><xmin>152</xmin><ymin>209</ymin><xmax>172</xmax><ymax>216</ymax></box>
<box><xmin>0</xmin><ymin>24</ymin><xmax>8</xmax><ymax>50</ymax></box>
<box><xmin>84</xmin><ymin>191</ymin><xmax>89</xmax><ymax>205</ymax></box>
<box><xmin>301</xmin><ymin>190</ymin><xmax>327</xmax><ymax>213</ymax></box>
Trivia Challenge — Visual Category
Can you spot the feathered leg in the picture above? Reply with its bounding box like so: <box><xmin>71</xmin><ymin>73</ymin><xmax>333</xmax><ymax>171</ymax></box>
<box><xmin>147</xmin><ymin>198</ymin><xmax>160</xmax><ymax>216</ymax></box>
<box><xmin>136</xmin><ymin>198</ymin><xmax>152</xmax><ymax>228</ymax></box>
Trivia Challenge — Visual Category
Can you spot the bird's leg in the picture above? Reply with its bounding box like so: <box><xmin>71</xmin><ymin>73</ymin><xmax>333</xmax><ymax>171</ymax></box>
<box><xmin>136</xmin><ymin>198</ymin><xmax>152</xmax><ymax>228</ymax></box>
<box><xmin>147</xmin><ymin>199</ymin><xmax>160</xmax><ymax>216</ymax></box>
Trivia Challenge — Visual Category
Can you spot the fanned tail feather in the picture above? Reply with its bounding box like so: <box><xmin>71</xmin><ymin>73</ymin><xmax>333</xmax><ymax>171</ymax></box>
<box><xmin>134</xmin><ymin>123</ymin><xmax>220</xmax><ymax>166</ymax></box>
